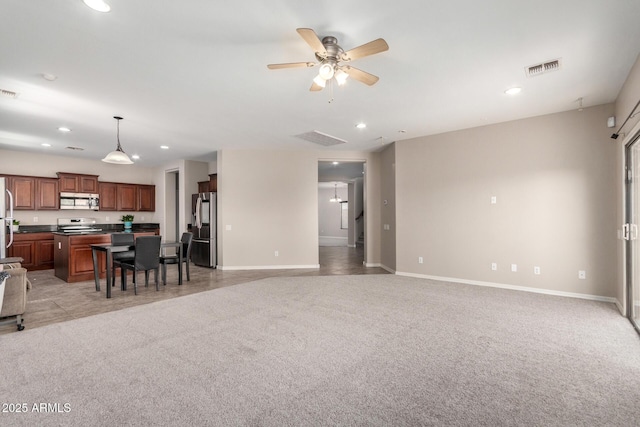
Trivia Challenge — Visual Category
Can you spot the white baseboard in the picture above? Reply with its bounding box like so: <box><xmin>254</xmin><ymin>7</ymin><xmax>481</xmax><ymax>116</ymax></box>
<box><xmin>380</xmin><ymin>264</ymin><xmax>396</xmax><ymax>274</ymax></box>
<box><xmin>395</xmin><ymin>271</ymin><xmax>618</xmax><ymax>304</ymax></box>
<box><xmin>218</xmin><ymin>264</ymin><xmax>320</xmax><ymax>271</ymax></box>
<box><xmin>615</xmin><ymin>298</ymin><xmax>624</xmax><ymax>315</ymax></box>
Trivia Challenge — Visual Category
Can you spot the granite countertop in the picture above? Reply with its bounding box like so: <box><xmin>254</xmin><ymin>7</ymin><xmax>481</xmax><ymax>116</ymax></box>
<box><xmin>10</xmin><ymin>223</ymin><xmax>160</xmax><ymax>234</ymax></box>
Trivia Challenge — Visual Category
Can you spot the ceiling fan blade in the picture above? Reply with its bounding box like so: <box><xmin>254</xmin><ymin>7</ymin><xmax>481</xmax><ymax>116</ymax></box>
<box><xmin>296</xmin><ymin>28</ymin><xmax>327</xmax><ymax>56</ymax></box>
<box><xmin>342</xmin><ymin>38</ymin><xmax>389</xmax><ymax>61</ymax></box>
<box><xmin>343</xmin><ymin>66</ymin><xmax>380</xmax><ymax>86</ymax></box>
<box><xmin>310</xmin><ymin>81</ymin><xmax>324</xmax><ymax>91</ymax></box>
<box><xmin>267</xmin><ymin>62</ymin><xmax>315</xmax><ymax>70</ymax></box>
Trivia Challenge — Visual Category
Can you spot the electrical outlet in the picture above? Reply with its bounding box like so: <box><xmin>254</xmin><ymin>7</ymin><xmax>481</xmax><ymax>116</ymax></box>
<box><xmin>33</xmin><ymin>216</ymin><xmax>38</xmax><ymax>222</ymax></box>
<box><xmin>418</xmin><ymin>256</ymin><xmax>424</xmax><ymax>264</ymax></box>
<box><xmin>491</xmin><ymin>263</ymin><xmax>497</xmax><ymax>271</ymax></box>
<box><xmin>274</xmin><ymin>250</ymin><xmax>279</xmax><ymax>257</ymax></box>
<box><xmin>511</xmin><ymin>264</ymin><xmax>517</xmax><ymax>272</ymax></box>
<box><xmin>105</xmin><ymin>216</ymin><xmax>110</xmax><ymax>222</ymax></box>
<box><xmin>226</xmin><ymin>225</ymin><xmax>232</xmax><ymax>231</ymax></box>
<box><xmin>534</xmin><ymin>266</ymin><xmax>541</xmax><ymax>275</ymax></box>
<box><xmin>578</xmin><ymin>270</ymin><xmax>586</xmax><ymax>279</ymax></box>
<box><xmin>491</xmin><ymin>196</ymin><xmax>497</xmax><ymax>204</ymax></box>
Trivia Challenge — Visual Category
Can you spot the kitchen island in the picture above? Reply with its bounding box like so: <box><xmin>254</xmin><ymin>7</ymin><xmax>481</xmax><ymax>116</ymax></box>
<box><xmin>54</xmin><ymin>227</ymin><xmax>159</xmax><ymax>283</ymax></box>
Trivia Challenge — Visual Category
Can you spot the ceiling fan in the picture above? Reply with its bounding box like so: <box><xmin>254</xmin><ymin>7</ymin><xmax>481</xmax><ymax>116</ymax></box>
<box><xmin>267</xmin><ymin>28</ymin><xmax>389</xmax><ymax>91</ymax></box>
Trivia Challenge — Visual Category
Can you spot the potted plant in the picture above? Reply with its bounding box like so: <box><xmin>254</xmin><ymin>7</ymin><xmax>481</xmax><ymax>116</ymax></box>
<box><xmin>120</xmin><ymin>214</ymin><xmax>134</xmax><ymax>232</ymax></box>
<box><xmin>12</xmin><ymin>219</ymin><xmax>19</xmax><ymax>232</ymax></box>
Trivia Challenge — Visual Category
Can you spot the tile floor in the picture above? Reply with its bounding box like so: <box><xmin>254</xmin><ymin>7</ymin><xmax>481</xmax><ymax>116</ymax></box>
<box><xmin>0</xmin><ymin>246</ymin><xmax>389</xmax><ymax>335</ymax></box>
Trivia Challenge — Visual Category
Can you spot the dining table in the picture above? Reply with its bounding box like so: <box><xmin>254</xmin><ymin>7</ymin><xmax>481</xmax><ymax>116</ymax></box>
<box><xmin>91</xmin><ymin>241</ymin><xmax>183</xmax><ymax>298</ymax></box>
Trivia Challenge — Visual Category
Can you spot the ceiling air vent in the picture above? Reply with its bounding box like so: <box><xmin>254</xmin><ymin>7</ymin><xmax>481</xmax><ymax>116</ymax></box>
<box><xmin>65</xmin><ymin>146</ymin><xmax>84</xmax><ymax>151</ymax></box>
<box><xmin>295</xmin><ymin>130</ymin><xmax>347</xmax><ymax>146</ymax></box>
<box><xmin>0</xmin><ymin>88</ymin><xmax>19</xmax><ymax>98</ymax></box>
<box><xmin>525</xmin><ymin>58</ymin><xmax>561</xmax><ymax>78</ymax></box>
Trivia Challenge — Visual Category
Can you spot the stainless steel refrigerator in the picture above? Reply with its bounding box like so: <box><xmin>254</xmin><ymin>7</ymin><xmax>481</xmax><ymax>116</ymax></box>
<box><xmin>0</xmin><ymin>177</ymin><xmax>15</xmax><ymax>259</ymax></box>
<box><xmin>191</xmin><ymin>192</ymin><xmax>217</xmax><ymax>268</ymax></box>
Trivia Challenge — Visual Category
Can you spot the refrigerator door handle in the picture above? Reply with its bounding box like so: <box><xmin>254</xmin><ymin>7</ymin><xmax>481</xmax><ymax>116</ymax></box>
<box><xmin>6</xmin><ymin>189</ymin><xmax>14</xmax><ymax>248</ymax></box>
<box><xmin>195</xmin><ymin>196</ymin><xmax>202</xmax><ymax>229</ymax></box>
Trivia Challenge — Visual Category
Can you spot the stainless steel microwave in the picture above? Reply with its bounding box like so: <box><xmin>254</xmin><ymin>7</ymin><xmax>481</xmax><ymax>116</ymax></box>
<box><xmin>59</xmin><ymin>192</ymin><xmax>100</xmax><ymax>210</ymax></box>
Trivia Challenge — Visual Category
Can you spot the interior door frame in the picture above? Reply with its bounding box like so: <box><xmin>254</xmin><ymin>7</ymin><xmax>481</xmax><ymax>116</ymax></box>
<box><xmin>623</xmin><ymin>122</ymin><xmax>640</xmax><ymax>333</ymax></box>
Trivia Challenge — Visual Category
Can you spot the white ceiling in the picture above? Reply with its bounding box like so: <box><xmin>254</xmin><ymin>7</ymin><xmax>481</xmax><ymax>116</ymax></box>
<box><xmin>1</xmin><ymin>0</ymin><xmax>640</xmax><ymax>167</ymax></box>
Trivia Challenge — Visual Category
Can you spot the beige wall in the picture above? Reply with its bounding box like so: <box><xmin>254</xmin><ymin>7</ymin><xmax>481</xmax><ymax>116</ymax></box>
<box><xmin>217</xmin><ymin>149</ymin><xmax>382</xmax><ymax>269</ymax></box>
<box><xmin>217</xmin><ymin>149</ymin><xmax>319</xmax><ymax>268</ymax></box>
<box><xmin>395</xmin><ymin>104</ymin><xmax>618</xmax><ymax>300</ymax></box>
<box><xmin>380</xmin><ymin>143</ymin><xmax>396</xmax><ymax>272</ymax></box>
<box><xmin>0</xmin><ymin>149</ymin><xmax>157</xmax><ymax>226</ymax></box>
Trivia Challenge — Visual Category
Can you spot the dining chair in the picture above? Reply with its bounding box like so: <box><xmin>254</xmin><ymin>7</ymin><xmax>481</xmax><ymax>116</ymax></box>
<box><xmin>110</xmin><ymin>233</ymin><xmax>135</xmax><ymax>288</ymax></box>
<box><xmin>118</xmin><ymin>235</ymin><xmax>162</xmax><ymax>295</ymax></box>
<box><xmin>160</xmin><ymin>232</ymin><xmax>193</xmax><ymax>285</ymax></box>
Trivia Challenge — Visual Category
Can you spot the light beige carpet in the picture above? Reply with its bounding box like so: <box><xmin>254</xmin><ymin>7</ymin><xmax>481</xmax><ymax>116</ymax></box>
<box><xmin>1</xmin><ymin>274</ymin><xmax>639</xmax><ymax>426</ymax></box>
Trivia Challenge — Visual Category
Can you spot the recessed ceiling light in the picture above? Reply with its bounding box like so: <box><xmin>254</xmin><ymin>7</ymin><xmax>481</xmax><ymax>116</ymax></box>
<box><xmin>505</xmin><ymin>87</ymin><xmax>522</xmax><ymax>95</ymax></box>
<box><xmin>131</xmin><ymin>154</ymin><xmax>140</xmax><ymax>160</ymax></box>
<box><xmin>356</xmin><ymin>123</ymin><xmax>367</xmax><ymax>129</ymax></box>
<box><xmin>160</xmin><ymin>145</ymin><xmax>169</xmax><ymax>150</ymax></box>
<box><xmin>41</xmin><ymin>143</ymin><xmax>51</xmax><ymax>147</ymax></box>
<box><xmin>398</xmin><ymin>130</ymin><xmax>407</xmax><ymax>134</ymax></box>
<box><xmin>82</xmin><ymin>0</ymin><xmax>111</xmax><ymax>13</ymax></box>
<box><xmin>58</xmin><ymin>127</ymin><xmax>71</xmax><ymax>132</ymax></box>
<box><xmin>42</xmin><ymin>73</ymin><xmax>57</xmax><ymax>81</ymax></box>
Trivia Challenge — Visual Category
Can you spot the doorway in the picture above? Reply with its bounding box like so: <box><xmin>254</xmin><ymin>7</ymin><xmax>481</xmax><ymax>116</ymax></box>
<box><xmin>318</xmin><ymin>160</ymin><xmax>365</xmax><ymax>267</ymax></box>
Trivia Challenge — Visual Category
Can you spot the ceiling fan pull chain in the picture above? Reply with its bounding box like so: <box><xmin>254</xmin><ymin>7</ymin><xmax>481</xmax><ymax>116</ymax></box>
<box><xmin>328</xmin><ymin>78</ymin><xmax>334</xmax><ymax>103</ymax></box>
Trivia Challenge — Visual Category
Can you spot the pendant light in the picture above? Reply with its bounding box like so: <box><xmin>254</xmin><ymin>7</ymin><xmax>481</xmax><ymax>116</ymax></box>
<box><xmin>102</xmin><ymin>116</ymin><xmax>134</xmax><ymax>164</ymax></box>
<box><xmin>329</xmin><ymin>183</ymin><xmax>342</xmax><ymax>203</ymax></box>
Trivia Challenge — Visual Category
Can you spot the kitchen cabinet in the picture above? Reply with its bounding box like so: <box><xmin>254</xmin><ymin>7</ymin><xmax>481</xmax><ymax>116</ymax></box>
<box><xmin>36</xmin><ymin>177</ymin><xmax>59</xmax><ymax>210</ymax></box>
<box><xmin>198</xmin><ymin>174</ymin><xmax>217</xmax><ymax>193</ymax></box>
<box><xmin>101</xmin><ymin>182</ymin><xmax>155</xmax><ymax>212</ymax></box>
<box><xmin>7</xmin><ymin>232</ymin><xmax>54</xmax><ymax>270</ymax></box>
<box><xmin>137</xmin><ymin>185</ymin><xmax>155</xmax><ymax>211</ymax></box>
<box><xmin>7</xmin><ymin>175</ymin><xmax>36</xmax><ymax>210</ymax></box>
<box><xmin>116</xmin><ymin>184</ymin><xmax>137</xmax><ymax>211</ymax></box>
<box><xmin>98</xmin><ymin>182</ymin><xmax>118</xmax><ymax>211</ymax></box>
<box><xmin>57</xmin><ymin>172</ymin><xmax>99</xmax><ymax>193</ymax></box>
<box><xmin>197</xmin><ymin>181</ymin><xmax>209</xmax><ymax>193</ymax></box>
<box><xmin>54</xmin><ymin>231</ymin><xmax>158</xmax><ymax>282</ymax></box>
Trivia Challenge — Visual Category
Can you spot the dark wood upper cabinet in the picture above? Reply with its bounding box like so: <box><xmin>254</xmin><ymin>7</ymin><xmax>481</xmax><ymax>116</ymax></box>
<box><xmin>3</xmin><ymin>173</ymin><xmax>154</xmax><ymax>213</ymax></box>
<box><xmin>116</xmin><ymin>184</ymin><xmax>137</xmax><ymax>211</ymax></box>
<box><xmin>36</xmin><ymin>177</ymin><xmax>59</xmax><ymax>210</ymax></box>
<box><xmin>137</xmin><ymin>185</ymin><xmax>155</xmax><ymax>211</ymax></box>
<box><xmin>197</xmin><ymin>174</ymin><xmax>217</xmax><ymax>193</ymax></box>
<box><xmin>10</xmin><ymin>176</ymin><xmax>36</xmax><ymax>210</ymax></box>
<box><xmin>98</xmin><ymin>182</ymin><xmax>118</xmax><ymax>211</ymax></box>
<box><xmin>57</xmin><ymin>172</ymin><xmax>99</xmax><ymax>193</ymax></box>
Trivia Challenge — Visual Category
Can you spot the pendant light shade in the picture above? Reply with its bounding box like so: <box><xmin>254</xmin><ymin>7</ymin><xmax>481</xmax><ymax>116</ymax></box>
<box><xmin>102</xmin><ymin>116</ymin><xmax>134</xmax><ymax>164</ymax></box>
<box><xmin>329</xmin><ymin>183</ymin><xmax>342</xmax><ymax>203</ymax></box>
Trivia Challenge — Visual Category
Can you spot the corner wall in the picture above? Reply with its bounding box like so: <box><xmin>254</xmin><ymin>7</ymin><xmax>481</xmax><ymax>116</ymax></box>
<box><xmin>395</xmin><ymin>104</ymin><xmax>618</xmax><ymax>300</ymax></box>
<box><xmin>380</xmin><ymin>143</ymin><xmax>396</xmax><ymax>272</ymax></box>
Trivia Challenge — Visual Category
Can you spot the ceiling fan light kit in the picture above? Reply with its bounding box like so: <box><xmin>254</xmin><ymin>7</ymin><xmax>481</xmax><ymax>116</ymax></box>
<box><xmin>268</xmin><ymin>28</ymin><xmax>389</xmax><ymax>91</ymax></box>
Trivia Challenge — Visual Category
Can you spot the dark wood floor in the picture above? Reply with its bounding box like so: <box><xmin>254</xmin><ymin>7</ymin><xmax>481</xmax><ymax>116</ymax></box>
<box><xmin>0</xmin><ymin>246</ymin><xmax>388</xmax><ymax>335</ymax></box>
